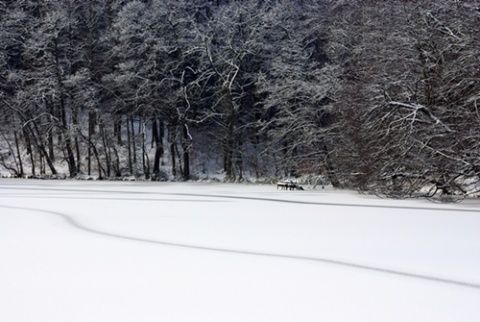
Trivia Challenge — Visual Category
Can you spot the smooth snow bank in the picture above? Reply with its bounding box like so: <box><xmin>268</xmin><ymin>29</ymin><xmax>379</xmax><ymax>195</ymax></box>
<box><xmin>0</xmin><ymin>180</ymin><xmax>479</xmax><ymax>322</ymax></box>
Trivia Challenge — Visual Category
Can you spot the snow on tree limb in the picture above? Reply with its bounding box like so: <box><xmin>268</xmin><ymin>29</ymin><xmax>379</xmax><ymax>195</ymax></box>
<box><xmin>386</xmin><ymin>101</ymin><xmax>453</xmax><ymax>133</ymax></box>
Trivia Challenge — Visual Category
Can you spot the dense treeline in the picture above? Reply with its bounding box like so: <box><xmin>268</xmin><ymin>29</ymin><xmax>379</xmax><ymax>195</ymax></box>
<box><xmin>1</xmin><ymin>0</ymin><xmax>479</xmax><ymax>198</ymax></box>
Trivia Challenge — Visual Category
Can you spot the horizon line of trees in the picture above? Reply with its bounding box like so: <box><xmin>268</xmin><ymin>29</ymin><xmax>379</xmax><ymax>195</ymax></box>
<box><xmin>1</xmin><ymin>0</ymin><xmax>479</xmax><ymax>198</ymax></box>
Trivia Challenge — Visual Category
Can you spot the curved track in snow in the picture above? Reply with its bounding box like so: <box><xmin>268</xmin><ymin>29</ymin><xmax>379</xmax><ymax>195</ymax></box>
<box><xmin>1</xmin><ymin>193</ymin><xmax>479</xmax><ymax>290</ymax></box>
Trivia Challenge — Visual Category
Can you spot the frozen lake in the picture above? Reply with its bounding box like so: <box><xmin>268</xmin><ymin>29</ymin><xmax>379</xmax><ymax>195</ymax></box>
<box><xmin>1</xmin><ymin>180</ymin><xmax>479</xmax><ymax>321</ymax></box>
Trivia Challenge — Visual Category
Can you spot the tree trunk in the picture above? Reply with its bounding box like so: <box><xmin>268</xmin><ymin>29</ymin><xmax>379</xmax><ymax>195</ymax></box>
<box><xmin>114</xmin><ymin>114</ymin><xmax>122</xmax><ymax>145</ymax></box>
<box><xmin>54</xmin><ymin>38</ymin><xmax>76</xmax><ymax>177</ymax></box>
<box><xmin>87</xmin><ymin>109</ymin><xmax>97</xmax><ymax>175</ymax></box>
<box><xmin>224</xmin><ymin>94</ymin><xmax>235</xmax><ymax>179</ymax></box>
<box><xmin>130</xmin><ymin>116</ymin><xmax>137</xmax><ymax>169</ymax></box>
<box><xmin>23</xmin><ymin>128</ymin><xmax>35</xmax><ymax>176</ymax></box>
<box><xmin>182</xmin><ymin>123</ymin><xmax>190</xmax><ymax>180</ymax></box>
<box><xmin>73</xmin><ymin>107</ymin><xmax>81</xmax><ymax>174</ymax></box>
<box><xmin>126</xmin><ymin>116</ymin><xmax>133</xmax><ymax>174</ymax></box>
<box><xmin>152</xmin><ymin>118</ymin><xmax>164</xmax><ymax>175</ymax></box>
<box><xmin>29</xmin><ymin>121</ymin><xmax>57</xmax><ymax>175</ymax></box>
<box><xmin>141</xmin><ymin>119</ymin><xmax>149</xmax><ymax>177</ymax></box>
<box><xmin>323</xmin><ymin>143</ymin><xmax>340</xmax><ymax>188</ymax></box>
<box><xmin>14</xmin><ymin>131</ymin><xmax>24</xmax><ymax>176</ymax></box>
<box><xmin>47</xmin><ymin>130</ymin><xmax>54</xmax><ymax>162</ymax></box>
<box><xmin>168</xmin><ymin>123</ymin><xmax>177</xmax><ymax>178</ymax></box>
<box><xmin>99</xmin><ymin>121</ymin><xmax>110</xmax><ymax>179</ymax></box>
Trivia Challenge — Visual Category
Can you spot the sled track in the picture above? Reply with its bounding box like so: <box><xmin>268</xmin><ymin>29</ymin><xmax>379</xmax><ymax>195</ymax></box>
<box><xmin>1</xmin><ymin>201</ymin><xmax>479</xmax><ymax>290</ymax></box>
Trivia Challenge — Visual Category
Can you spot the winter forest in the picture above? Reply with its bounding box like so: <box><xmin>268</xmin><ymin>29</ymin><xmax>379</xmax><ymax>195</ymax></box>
<box><xmin>0</xmin><ymin>0</ymin><xmax>479</xmax><ymax>198</ymax></box>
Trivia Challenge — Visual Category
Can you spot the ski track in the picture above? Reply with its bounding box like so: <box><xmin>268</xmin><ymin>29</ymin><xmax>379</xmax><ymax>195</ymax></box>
<box><xmin>1</xmin><ymin>185</ymin><xmax>479</xmax><ymax>290</ymax></box>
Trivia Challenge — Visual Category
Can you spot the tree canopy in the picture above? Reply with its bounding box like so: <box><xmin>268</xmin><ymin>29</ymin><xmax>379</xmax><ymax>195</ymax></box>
<box><xmin>1</xmin><ymin>0</ymin><xmax>479</xmax><ymax>199</ymax></box>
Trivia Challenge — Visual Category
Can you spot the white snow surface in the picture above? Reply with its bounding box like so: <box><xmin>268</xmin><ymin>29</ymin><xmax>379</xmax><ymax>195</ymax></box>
<box><xmin>1</xmin><ymin>180</ymin><xmax>479</xmax><ymax>322</ymax></box>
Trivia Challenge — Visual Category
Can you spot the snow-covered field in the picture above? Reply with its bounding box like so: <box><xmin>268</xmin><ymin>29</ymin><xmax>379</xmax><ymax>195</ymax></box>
<box><xmin>1</xmin><ymin>180</ymin><xmax>479</xmax><ymax>322</ymax></box>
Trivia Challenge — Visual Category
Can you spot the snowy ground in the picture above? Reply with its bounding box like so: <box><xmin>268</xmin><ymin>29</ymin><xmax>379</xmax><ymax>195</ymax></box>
<box><xmin>1</xmin><ymin>180</ymin><xmax>479</xmax><ymax>322</ymax></box>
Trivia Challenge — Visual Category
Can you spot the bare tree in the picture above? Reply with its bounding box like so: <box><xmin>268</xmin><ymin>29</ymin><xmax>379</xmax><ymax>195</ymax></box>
<box><xmin>192</xmin><ymin>0</ymin><xmax>273</xmax><ymax>180</ymax></box>
<box><xmin>256</xmin><ymin>0</ymin><xmax>340</xmax><ymax>182</ymax></box>
<box><xmin>327</xmin><ymin>0</ymin><xmax>480</xmax><ymax>198</ymax></box>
